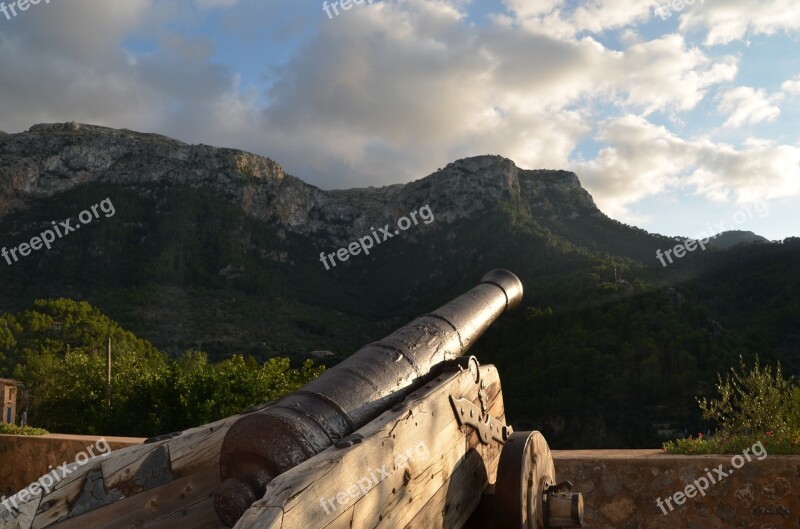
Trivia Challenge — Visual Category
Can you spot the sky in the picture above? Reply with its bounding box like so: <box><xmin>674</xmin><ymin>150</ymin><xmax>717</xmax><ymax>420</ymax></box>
<box><xmin>0</xmin><ymin>0</ymin><xmax>798</xmax><ymax>241</ymax></box>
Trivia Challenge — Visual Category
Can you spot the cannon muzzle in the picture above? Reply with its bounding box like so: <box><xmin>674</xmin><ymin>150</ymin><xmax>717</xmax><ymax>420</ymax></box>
<box><xmin>214</xmin><ymin>269</ymin><xmax>523</xmax><ymax>526</ymax></box>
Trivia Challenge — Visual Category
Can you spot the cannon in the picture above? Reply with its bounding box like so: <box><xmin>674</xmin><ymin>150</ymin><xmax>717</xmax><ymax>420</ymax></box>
<box><xmin>215</xmin><ymin>269</ymin><xmax>583</xmax><ymax>529</ymax></box>
<box><xmin>0</xmin><ymin>270</ymin><xmax>582</xmax><ymax>529</ymax></box>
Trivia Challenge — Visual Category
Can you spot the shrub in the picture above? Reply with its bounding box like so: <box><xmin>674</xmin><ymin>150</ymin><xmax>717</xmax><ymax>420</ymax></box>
<box><xmin>0</xmin><ymin>424</ymin><xmax>49</xmax><ymax>435</ymax></box>
<box><xmin>664</xmin><ymin>355</ymin><xmax>800</xmax><ymax>455</ymax></box>
<box><xmin>698</xmin><ymin>355</ymin><xmax>795</xmax><ymax>435</ymax></box>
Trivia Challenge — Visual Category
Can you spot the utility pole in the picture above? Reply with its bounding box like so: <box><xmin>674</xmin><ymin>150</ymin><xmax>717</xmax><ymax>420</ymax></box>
<box><xmin>106</xmin><ymin>338</ymin><xmax>112</xmax><ymax>405</ymax></box>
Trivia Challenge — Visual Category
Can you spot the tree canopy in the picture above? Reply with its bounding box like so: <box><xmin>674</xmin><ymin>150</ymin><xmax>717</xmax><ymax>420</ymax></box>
<box><xmin>0</xmin><ymin>299</ymin><xmax>324</xmax><ymax>437</ymax></box>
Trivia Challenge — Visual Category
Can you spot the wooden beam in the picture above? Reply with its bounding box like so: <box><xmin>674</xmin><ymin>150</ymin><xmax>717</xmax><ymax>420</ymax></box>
<box><xmin>234</xmin><ymin>365</ymin><xmax>506</xmax><ymax>529</ymax></box>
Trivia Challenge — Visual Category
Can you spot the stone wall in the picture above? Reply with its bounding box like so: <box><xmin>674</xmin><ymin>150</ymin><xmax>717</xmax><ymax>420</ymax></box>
<box><xmin>0</xmin><ymin>434</ymin><xmax>144</xmax><ymax>497</ymax></box>
<box><xmin>554</xmin><ymin>449</ymin><xmax>799</xmax><ymax>529</ymax></box>
<box><xmin>2</xmin><ymin>438</ymin><xmax>797</xmax><ymax>528</ymax></box>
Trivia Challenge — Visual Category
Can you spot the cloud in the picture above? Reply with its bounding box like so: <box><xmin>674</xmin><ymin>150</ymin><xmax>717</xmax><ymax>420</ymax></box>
<box><xmin>616</xmin><ymin>35</ymin><xmax>737</xmax><ymax>113</ymax></box>
<box><xmin>687</xmin><ymin>138</ymin><xmax>800</xmax><ymax>204</ymax></box>
<box><xmin>241</xmin><ymin>5</ymin><xmax>738</xmax><ymax>187</ymax></box>
<box><xmin>574</xmin><ymin>115</ymin><xmax>800</xmax><ymax>219</ymax></box>
<box><xmin>575</xmin><ymin>115</ymin><xmax>689</xmax><ymax>217</ymax></box>
<box><xmin>0</xmin><ymin>0</ymin><xmax>238</xmax><ymax>135</ymax></box>
<box><xmin>501</xmin><ymin>0</ymin><xmax>800</xmax><ymax>48</ymax></box>
<box><xmin>716</xmin><ymin>86</ymin><xmax>782</xmax><ymax>128</ymax></box>
<box><xmin>0</xmin><ymin>0</ymin><xmax>795</xmax><ymax>229</ymax></box>
<box><xmin>500</xmin><ymin>0</ymin><xmax>661</xmax><ymax>37</ymax></box>
<box><xmin>782</xmin><ymin>75</ymin><xmax>800</xmax><ymax>94</ymax></box>
<box><xmin>678</xmin><ymin>0</ymin><xmax>800</xmax><ymax>46</ymax></box>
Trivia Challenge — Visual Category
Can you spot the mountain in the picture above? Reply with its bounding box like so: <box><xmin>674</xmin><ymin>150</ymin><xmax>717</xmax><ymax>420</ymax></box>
<box><xmin>0</xmin><ymin>122</ymin><xmax>672</xmax><ymax>355</ymax></box>
<box><xmin>1</xmin><ymin>122</ymin><xmax>799</xmax><ymax>448</ymax></box>
<box><xmin>709</xmin><ymin>230</ymin><xmax>770</xmax><ymax>249</ymax></box>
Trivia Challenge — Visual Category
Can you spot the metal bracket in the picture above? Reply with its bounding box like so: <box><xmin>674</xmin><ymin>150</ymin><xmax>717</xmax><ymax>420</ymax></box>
<box><xmin>545</xmin><ymin>481</ymin><xmax>575</xmax><ymax>495</ymax></box>
<box><xmin>442</xmin><ymin>355</ymin><xmax>481</xmax><ymax>384</ymax></box>
<box><xmin>479</xmin><ymin>380</ymin><xmax>489</xmax><ymax>415</ymax></box>
<box><xmin>335</xmin><ymin>432</ymin><xmax>364</xmax><ymax>449</ymax></box>
<box><xmin>450</xmin><ymin>395</ymin><xmax>511</xmax><ymax>445</ymax></box>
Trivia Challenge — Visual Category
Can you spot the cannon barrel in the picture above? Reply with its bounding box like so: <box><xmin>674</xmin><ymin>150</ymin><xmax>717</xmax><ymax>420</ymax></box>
<box><xmin>214</xmin><ymin>269</ymin><xmax>523</xmax><ymax>526</ymax></box>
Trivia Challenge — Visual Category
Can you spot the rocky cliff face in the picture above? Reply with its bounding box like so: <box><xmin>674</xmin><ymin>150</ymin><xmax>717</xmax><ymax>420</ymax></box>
<box><xmin>0</xmin><ymin>122</ymin><xmax>600</xmax><ymax>245</ymax></box>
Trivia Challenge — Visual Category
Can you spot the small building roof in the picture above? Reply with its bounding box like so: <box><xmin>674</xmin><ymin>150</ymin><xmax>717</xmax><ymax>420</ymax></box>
<box><xmin>0</xmin><ymin>378</ymin><xmax>20</xmax><ymax>386</ymax></box>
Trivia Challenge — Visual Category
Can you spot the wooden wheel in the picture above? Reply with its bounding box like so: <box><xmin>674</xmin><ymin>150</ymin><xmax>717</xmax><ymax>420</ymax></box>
<box><xmin>494</xmin><ymin>431</ymin><xmax>555</xmax><ymax>529</ymax></box>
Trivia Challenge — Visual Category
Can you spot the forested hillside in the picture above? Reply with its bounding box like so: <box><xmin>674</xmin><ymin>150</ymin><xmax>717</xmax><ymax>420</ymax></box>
<box><xmin>1</xmin><ymin>124</ymin><xmax>798</xmax><ymax>446</ymax></box>
<box><xmin>0</xmin><ymin>299</ymin><xmax>322</xmax><ymax>437</ymax></box>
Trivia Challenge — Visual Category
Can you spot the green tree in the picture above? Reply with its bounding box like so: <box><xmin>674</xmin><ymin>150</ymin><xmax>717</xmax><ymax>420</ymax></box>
<box><xmin>178</xmin><ymin>354</ymin><xmax>324</xmax><ymax>427</ymax></box>
<box><xmin>6</xmin><ymin>298</ymin><xmax>324</xmax><ymax>436</ymax></box>
<box><xmin>698</xmin><ymin>355</ymin><xmax>795</xmax><ymax>435</ymax></box>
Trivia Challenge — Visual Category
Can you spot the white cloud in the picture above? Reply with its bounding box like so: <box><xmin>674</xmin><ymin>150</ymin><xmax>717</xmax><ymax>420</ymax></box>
<box><xmin>616</xmin><ymin>35</ymin><xmax>737</xmax><ymax>113</ymax></box>
<box><xmin>678</xmin><ymin>0</ymin><xmax>800</xmax><ymax>46</ymax></box>
<box><xmin>782</xmin><ymin>75</ymin><xmax>800</xmax><ymax>94</ymax></box>
<box><xmin>503</xmin><ymin>0</ymin><xmax>800</xmax><ymax>50</ymax></box>
<box><xmin>716</xmin><ymin>86</ymin><xmax>783</xmax><ymax>128</ymax></box>
<box><xmin>571</xmin><ymin>0</ymin><xmax>656</xmax><ymax>33</ymax></box>
<box><xmin>687</xmin><ymin>138</ymin><xmax>800</xmax><ymax>204</ymax></box>
<box><xmin>575</xmin><ymin>115</ymin><xmax>689</xmax><ymax>217</ymax></box>
<box><xmin>244</xmin><ymin>6</ymin><xmax>739</xmax><ymax>187</ymax></box>
<box><xmin>574</xmin><ymin>115</ymin><xmax>800</xmax><ymax>219</ymax></box>
<box><xmin>501</xmin><ymin>0</ymin><xmax>661</xmax><ymax>37</ymax></box>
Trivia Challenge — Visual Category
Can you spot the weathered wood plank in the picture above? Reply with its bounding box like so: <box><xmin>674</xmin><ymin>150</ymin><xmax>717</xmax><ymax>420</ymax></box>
<box><xmin>235</xmin><ymin>507</ymin><xmax>283</xmax><ymax>529</ymax></box>
<box><xmin>101</xmin><ymin>443</ymin><xmax>170</xmax><ymax>496</ymax></box>
<box><xmin>402</xmin><ymin>448</ymin><xmax>491</xmax><ymax>529</ymax></box>
<box><xmin>285</xmin><ymin>370</ymin><xmax>480</xmax><ymax>525</ymax></box>
<box><xmin>42</xmin><ymin>468</ymin><xmax>220</xmax><ymax>529</ymax></box>
<box><xmin>17</xmin><ymin>411</ymin><xmax>247</xmax><ymax>528</ymax></box>
<box><xmin>168</xmin><ymin>415</ymin><xmax>239</xmax><ymax>475</ymax></box>
<box><xmin>471</xmin><ymin>387</ymin><xmax>504</xmax><ymax>487</ymax></box>
<box><xmin>0</xmin><ymin>492</ymin><xmax>40</xmax><ymax>529</ymax></box>
<box><xmin>1</xmin><ymin>458</ymin><xmax>105</xmax><ymax>529</ymax></box>
<box><xmin>401</xmin><ymin>382</ymin><xmax>504</xmax><ymax>529</ymax></box>
<box><xmin>30</xmin><ymin>460</ymin><xmax>110</xmax><ymax>529</ymax></box>
<box><xmin>358</xmin><ymin>419</ymin><xmax>469</xmax><ymax>529</ymax></box>
<box><xmin>235</xmin><ymin>365</ymin><xmax>505</xmax><ymax>529</ymax></box>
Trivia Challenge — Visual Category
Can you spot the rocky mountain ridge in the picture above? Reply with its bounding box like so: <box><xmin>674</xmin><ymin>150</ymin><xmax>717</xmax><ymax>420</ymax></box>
<box><xmin>0</xmin><ymin>122</ymin><xmax>601</xmax><ymax>245</ymax></box>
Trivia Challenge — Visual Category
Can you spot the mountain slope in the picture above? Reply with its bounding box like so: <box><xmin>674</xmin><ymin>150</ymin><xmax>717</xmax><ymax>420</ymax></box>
<box><xmin>2</xmin><ymin>122</ymin><xmax>799</xmax><ymax>447</ymax></box>
<box><xmin>0</xmin><ymin>123</ymin><xmax>675</xmax><ymax>353</ymax></box>
<box><xmin>709</xmin><ymin>230</ymin><xmax>770</xmax><ymax>249</ymax></box>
